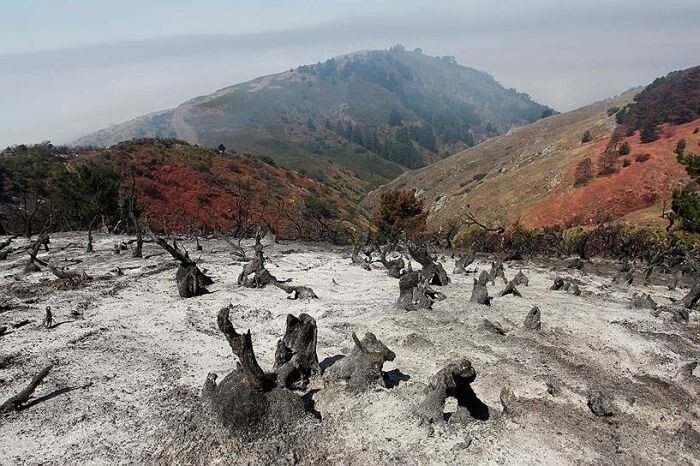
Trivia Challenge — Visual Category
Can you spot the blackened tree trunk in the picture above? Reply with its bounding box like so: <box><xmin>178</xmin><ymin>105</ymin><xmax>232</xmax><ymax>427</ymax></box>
<box><xmin>273</xmin><ymin>314</ymin><xmax>320</xmax><ymax>389</ymax></box>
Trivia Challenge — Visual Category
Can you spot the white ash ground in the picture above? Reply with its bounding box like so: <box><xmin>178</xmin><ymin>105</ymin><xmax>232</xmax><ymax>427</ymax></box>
<box><xmin>0</xmin><ymin>232</ymin><xmax>698</xmax><ymax>465</ymax></box>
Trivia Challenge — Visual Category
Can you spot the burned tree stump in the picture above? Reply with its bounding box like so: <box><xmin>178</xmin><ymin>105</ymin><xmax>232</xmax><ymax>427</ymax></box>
<box><xmin>42</xmin><ymin>307</ymin><xmax>53</xmax><ymax>329</ymax></box>
<box><xmin>145</xmin><ymin>225</ymin><xmax>212</xmax><ymax>298</ymax></box>
<box><xmin>681</xmin><ymin>281</ymin><xmax>700</xmax><ymax>309</ymax></box>
<box><xmin>481</xmin><ymin>319</ymin><xmax>506</xmax><ymax>335</ymax></box>
<box><xmin>323</xmin><ymin>332</ymin><xmax>396</xmax><ymax>392</ymax></box>
<box><xmin>550</xmin><ymin>277</ymin><xmax>565</xmax><ymax>290</ymax></box>
<box><xmin>273</xmin><ymin>314</ymin><xmax>321</xmax><ymax>389</ymax></box>
<box><xmin>587</xmin><ymin>391</ymin><xmax>614</xmax><ymax>417</ymax></box>
<box><xmin>408</xmin><ymin>243</ymin><xmax>450</xmax><ymax>286</ymax></box>
<box><xmin>470</xmin><ymin>270</ymin><xmax>492</xmax><ymax>305</ymax></box>
<box><xmin>523</xmin><ymin>306</ymin><xmax>541</xmax><ymax>331</ymax></box>
<box><xmin>416</xmin><ymin>358</ymin><xmax>489</xmax><ymax>424</ymax></box>
<box><xmin>567</xmin><ymin>258</ymin><xmax>585</xmax><ymax>270</ymax></box>
<box><xmin>499</xmin><ymin>280</ymin><xmax>521</xmax><ymax>297</ymax></box>
<box><xmin>396</xmin><ymin>269</ymin><xmax>443</xmax><ymax>311</ymax></box>
<box><xmin>569</xmin><ymin>283</ymin><xmax>581</xmax><ymax>296</ymax></box>
<box><xmin>47</xmin><ymin>264</ymin><xmax>89</xmax><ymax>281</ymax></box>
<box><xmin>237</xmin><ymin>235</ymin><xmax>318</xmax><ymax>299</ymax></box>
<box><xmin>351</xmin><ymin>232</ymin><xmax>372</xmax><ymax>270</ymax></box>
<box><xmin>513</xmin><ymin>270</ymin><xmax>529</xmax><ymax>286</ymax></box>
<box><xmin>453</xmin><ymin>249</ymin><xmax>475</xmax><ymax>274</ymax></box>
<box><xmin>0</xmin><ymin>235</ymin><xmax>16</xmax><ymax>251</ymax></box>
<box><xmin>631</xmin><ymin>293</ymin><xmax>657</xmax><ymax>310</ymax></box>
<box><xmin>132</xmin><ymin>230</ymin><xmax>143</xmax><ymax>258</ymax></box>
<box><xmin>201</xmin><ymin>307</ymin><xmax>310</xmax><ymax>435</ymax></box>
<box><xmin>275</xmin><ymin>283</ymin><xmax>318</xmax><ymax>300</ymax></box>
<box><xmin>85</xmin><ymin>216</ymin><xmax>97</xmax><ymax>253</ymax></box>
<box><xmin>1</xmin><ymin>365</ymin><xmax>52</xmax><ymax>413</ymax></box>
<box><xmin>379</xmin><ymin>245</ymin><xmax>405</xmax><ymax>278</ymax></box>
<box><xmin>613</xmin><ymin>260</ymin><xmax>635</xmax><ymax>285</ymax></box>
<box><xmin>238</xmin><ymin>234</ymin><xmax>276</xmax><ymax>288</ymax></box>
<box><xmin>24</xmin><ymin>234</ymin><xmax>49</xmax><ymax>273</ymax></box>
<box><xmin>488</xmin><ymin>259</ymin><xmax>507</xmax><ymax>285</ymax></box>
<box><xmin>652</xmin><ymin>305</ymin><xmax>690</xmax><ymax>323</ymax></box>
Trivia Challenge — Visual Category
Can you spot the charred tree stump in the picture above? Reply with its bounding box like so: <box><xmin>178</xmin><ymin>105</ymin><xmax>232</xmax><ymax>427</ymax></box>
<box><xmin>273</xmin><ymin>314</ymin><xmax>320</xmax><ymax>389</ymax></box>
<box><xmin>145</xmin><ymin>225</ymin><xmax>212</xmax><ymax>298</ymax></box>
<box><xmin>47</xmin><ymin>263</ymin><xmax>89</xmax><ymax>281</ymax></box>
<box><xmin>408</xmin><ymin>243</ymin><xmax>450</xmax><ymax>286</ymax></box>
<box><xmin>238</xmin><ymin>234</ymin><xmax>318</xmax><ymax>299</ymax></box>
<box><xmin>396</xmin><ymin>269</ymin><xmax>443</xmax><ymax>311</ymax></box>
<box><xmin>132</xmin><ymin>230</ymin><xmax>143</xmax><ymax>258</ymax></box>
<box><xmin>513</xmin><ymin>270</ymin><xmax>529</xmax><ymax>286</ymax></box>
<box><xmin>550</xmin><ymin>277</ymin><xmax>565</xmax><ymax>290</ymax></box>
<box><xmin>275</xmin><ymin>283</ymin><xmax>318</xmax><ymax>300</ymax></box>
<box><xmin>238</xmin><ymin>234</ymin><xmax>276</xmax><ymax>288</ymax></box>
<box><xmin>488</xmin><ymin>259</ymin><xmax>507</xmax><ymax>285</ymax></box>
<box><xmin>0</xmin><ymin>235</ymin><xmax>17</xmax><ymax>251</ymax></box>
<box><xmin>24</xmin><ymin>234</ymin><xmax>49</xmax><ymax>273</ymax></box>
<box><xmin>379</xmin><ymin>245</ymin><xmax>405</xmax><ymax>278</ymax></box>
<box><xmin>470</xmin><ymin>270</ymin><xmax>492</xmax><ymax>305</ymax></box>
<box><xmin>323</xmin><ymin>332</ymin><xmax>396</xmax><ymax>391</ymax></box>
<box><xmin>631</xmin><ymin>293</ymin><xmax>657</xmax><ymax>310</ymax></box>
<box><xmin>453</xmin><ymin>248</ymin><xmax>475</xmax><ymax>275</ymax></box>
<box><xmin>416</xmin><ymin>359</ymin><xmax>488</xmax><ymax>424</ymax></box>
<box><xmin>201</xmin><ymin>306</ymin><xmax>310</xmax><ymax>435</ymax></box>
<box><xmin>523</xmin><ymin>306</ymin><xmax>541</xmax><ymax>331</ymax></box>
<box><xmin>85</xmin><ymin>216</ymin><xmax>96</xmax><ymax>253</ymax></box>
<box><xmin>1</xmin><ymin>365</ymin><xmax>52</xmax><ymax>413</ymax></box>
<box><xmin>481</xmin><ymin>319</ymin><xmax>506</xmax><ymax>335</ymax></box>
<box><xmin>351</xmin><ymin>242</ymin><xmax>371</xmax><ymax>270</ymax></box>
<box><xmin>652</xmin><ymin>305</ymin><xmax>690</xmax><ymax>323</ymax></box>
<box><xmin>681</xmin><ymin>281</ymin><xmax>700</xmax><ymax>309</ymax></box>
<box><xmin>499</xmin><ymin>280</ymin><xmax>521</xmax><ymax>297</ymax></box>
<box><xmin>613</xmin><ymin>260</ymin><xmax>635</xmax><ymax>285</ymax></box>
<box><xmin>42</xmin><ymin>307</ymin><xmax>53</xmax><ymax>329</ymax></box>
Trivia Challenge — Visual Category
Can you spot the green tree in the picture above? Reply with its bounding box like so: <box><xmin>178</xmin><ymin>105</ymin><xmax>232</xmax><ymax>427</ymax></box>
<box><xmin>581</xmin><ymin>130</ymin><xmax>592</xmax><ymax>144</ymax></box>
<box><xmin>673</xmin><ymin>144</ymin><xmax>700</xmax><ymax>231</ymax></box>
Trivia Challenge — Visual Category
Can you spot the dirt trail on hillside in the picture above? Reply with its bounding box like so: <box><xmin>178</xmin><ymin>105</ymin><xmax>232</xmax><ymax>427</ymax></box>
<box><xmin>0</xmin><ymin>233</ymin><xmax>698</xmax><ymax>464</ymax></box>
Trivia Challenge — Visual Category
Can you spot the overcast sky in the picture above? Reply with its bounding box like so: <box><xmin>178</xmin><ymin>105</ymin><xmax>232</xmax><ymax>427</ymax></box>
<box><xmin>1</xmin><ymin>0</ymin><xmax>699</xmax><ymax>148</ymax></box>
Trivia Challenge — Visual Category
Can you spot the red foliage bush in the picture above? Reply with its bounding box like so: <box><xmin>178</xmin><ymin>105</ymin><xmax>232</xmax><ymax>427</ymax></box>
<box><xmin>372</xmin><ymin>189</ymin><xmax>427</xmax><ymax>241</ymax></box>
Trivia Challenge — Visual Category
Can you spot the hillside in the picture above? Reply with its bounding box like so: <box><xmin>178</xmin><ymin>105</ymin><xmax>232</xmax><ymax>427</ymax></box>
<box><xmin>0</xmin><ymin>139</ymin><xmax>360</xmax><ymax>242</ymax></box>
<box><xmin>363</xmin><ymin>82</ymin><xmax>698</xmax><ymax>231</ymax></box>
<box><xmin>74</xmin><ymin>47</ymin><xmax>553</xmax><ymax>200</ymax></box>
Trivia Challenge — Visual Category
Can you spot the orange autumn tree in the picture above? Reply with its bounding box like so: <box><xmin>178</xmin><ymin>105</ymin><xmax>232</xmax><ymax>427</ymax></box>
<box><xmin>372</xmin><ymin>189</ymin><xmax>427</xmax><ymax>241</ymax></box>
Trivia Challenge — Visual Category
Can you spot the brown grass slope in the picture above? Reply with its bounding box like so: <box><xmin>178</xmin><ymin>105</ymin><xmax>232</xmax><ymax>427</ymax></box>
<box><xmin>363</xmin><ymin>91</ymin><xmax>640</xmax><ymax>228</ymax></box>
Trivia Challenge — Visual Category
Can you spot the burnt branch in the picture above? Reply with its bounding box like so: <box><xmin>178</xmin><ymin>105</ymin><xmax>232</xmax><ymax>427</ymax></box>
<box><xmin>1</xmin><ymin>365</ymin><xmax>52</xmax><ymax>413</ymax></box>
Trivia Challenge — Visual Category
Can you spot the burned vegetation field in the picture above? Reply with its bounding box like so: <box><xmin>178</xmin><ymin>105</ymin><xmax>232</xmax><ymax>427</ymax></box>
<box><xmin>0</xmin><ymin>232</ymin><xmax>699</xmax><ymax>465</ymax></box>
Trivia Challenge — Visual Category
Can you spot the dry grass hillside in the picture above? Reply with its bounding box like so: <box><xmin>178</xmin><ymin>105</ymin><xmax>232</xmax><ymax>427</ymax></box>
<box><xmin>364</xmin><ymin>84</ymin><xmax>700</xmax><ymax>233</ymax></box>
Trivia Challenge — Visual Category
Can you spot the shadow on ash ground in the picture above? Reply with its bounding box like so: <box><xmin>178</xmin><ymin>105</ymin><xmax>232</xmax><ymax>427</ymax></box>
<box><xmin>0</xmin><ymin>233</ymin><xmax>698</xmax><ymax>465</ymax></box>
